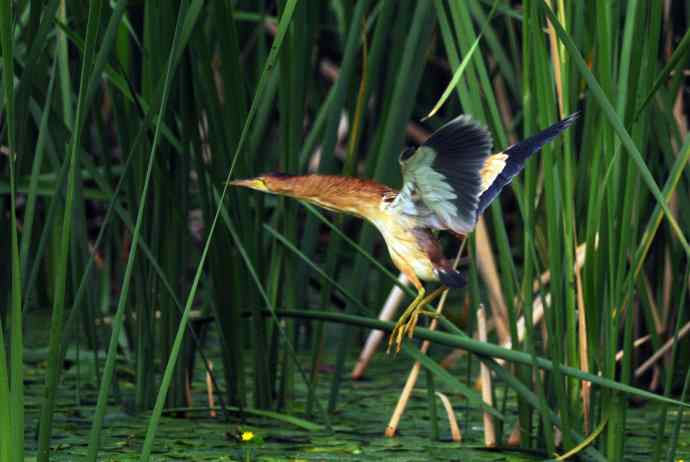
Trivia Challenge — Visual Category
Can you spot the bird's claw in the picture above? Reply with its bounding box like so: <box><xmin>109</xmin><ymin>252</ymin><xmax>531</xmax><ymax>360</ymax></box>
<box><xmin>386</xmin><ymin>321</ymin><xmax>405</xmax><ymax>354</ymax></box>
<box><xmin>386</xmin><ymin>286</ymin><xmax>445</xmax><ymax>354</ymax></box>
<box><xmin>386</xmin><ymin>307</ymin><xmax>436</xmax><ymax>354</ymax></box>
<box><xmin>387</xmin><ymin>316</ymin><xmax>413</xmax><ymax>354</ymax></box>
<box><xmin>407</xmin><ymin>311</ymin><xmax>420</xmax><ymax>340</ymax></box>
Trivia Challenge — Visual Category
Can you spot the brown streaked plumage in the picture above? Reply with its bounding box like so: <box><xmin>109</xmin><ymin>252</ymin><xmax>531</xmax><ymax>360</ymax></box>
<box><xmin>231</xmin><ymin>112</ymin><xmax>580</xmax><ymax>352</ymax></box>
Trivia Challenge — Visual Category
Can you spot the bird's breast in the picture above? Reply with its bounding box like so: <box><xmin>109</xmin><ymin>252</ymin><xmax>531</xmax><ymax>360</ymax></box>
<box><xmin>368</xmin><ymin>209</ymin><xmax>439</xmax><ymax>282</ymax></box>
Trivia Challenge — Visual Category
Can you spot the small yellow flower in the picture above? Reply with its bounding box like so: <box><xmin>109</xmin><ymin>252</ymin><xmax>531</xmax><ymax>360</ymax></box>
<box><xmin>241</xmin><ymin>431</ymin><xmax>255</xmax><ymax>442</ymax></box>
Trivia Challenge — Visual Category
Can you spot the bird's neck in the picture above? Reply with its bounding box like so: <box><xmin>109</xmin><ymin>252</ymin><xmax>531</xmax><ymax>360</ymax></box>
<box><xmin>269</xmin><ymin>174</ymin><xmax>393</xmax><ymax>219</ymax></box>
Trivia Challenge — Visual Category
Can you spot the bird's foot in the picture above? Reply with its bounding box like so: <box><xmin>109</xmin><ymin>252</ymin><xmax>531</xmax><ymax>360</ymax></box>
<box><xmin>387</xmin><ymin>306</ymin><xmax>437</xmax><ymax>353</ymax></box>
<box><xmin>406</xmin><ymin>309</ymin><xmax>440</xmax><ymax>339</ymax></box>
<box><xmin>387</xmin><ymin>315</ymin><xmax>413</xmax><ymax>354</ymax></box>
<box><xmin>386</xmin><ymin>287</ymin><xmax>446</xmax><ymax>354</ymax></box>
<box><xmin>405</xmin><ymin>309</ymin><xmax>422</xmax><ymax>340</ymax></box>
<box><xmin>387</xmin><ymin>291</ymin><xmax>426</xmax><ymax>354</ymax></box>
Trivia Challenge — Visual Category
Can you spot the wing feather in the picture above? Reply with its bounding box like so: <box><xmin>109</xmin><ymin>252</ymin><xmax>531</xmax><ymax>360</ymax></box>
<box><xmin>479</xmin><ymin>153</ymin><xmax>508</xmax><ymax>194</ymax></box>
<box><xmin>392</xmin><ymin>115</ymin><xmax>493</xmax><ymax>234</ymax></box>
<box><xmin>391</xmin><ymin>112</ymin><xmax>579</xmax><ymax>235</ymax></box>
<box><xmin>476</xmin><ymin>112</ymin><xmax>580</xmax><ymax>216</ymax></box>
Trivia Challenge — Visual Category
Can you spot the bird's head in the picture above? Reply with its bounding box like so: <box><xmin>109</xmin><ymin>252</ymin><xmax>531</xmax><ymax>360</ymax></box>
<box><xmin>229</xmin><ymin>172</ymin><xmax>296</xmax><ymax>195</ymax></box>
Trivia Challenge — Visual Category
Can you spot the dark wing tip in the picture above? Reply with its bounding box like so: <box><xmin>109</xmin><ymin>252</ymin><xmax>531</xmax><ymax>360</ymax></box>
<box><xmin>503</xmin><ymin>111</ymin><xmax>580</xmax><ymax>164</ymax></box>
<box><xmin>556</xmin><ymin>111</ymin><xmax>582</xmax><ymax>130</ymax></box>
<box><xmin>476</xmin><ymin>111</ymin><xmax>580</xmax><ymax>216</ymax></box>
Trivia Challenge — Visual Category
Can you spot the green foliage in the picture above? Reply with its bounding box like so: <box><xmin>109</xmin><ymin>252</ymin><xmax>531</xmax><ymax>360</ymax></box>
<box><xmin>1</xmin><ymin>1</ymin><xmax>689</xmax><ymax>460</ymax></box>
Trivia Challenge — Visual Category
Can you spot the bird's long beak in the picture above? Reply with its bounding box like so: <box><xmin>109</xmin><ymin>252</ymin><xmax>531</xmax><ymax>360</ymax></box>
<box><xmin>228</xmin><ymin>178</ymin><xmax>268</xmax><ymax>191</ymax></box>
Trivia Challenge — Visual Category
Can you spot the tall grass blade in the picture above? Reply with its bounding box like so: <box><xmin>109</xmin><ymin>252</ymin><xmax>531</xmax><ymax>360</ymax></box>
<box><xmin>0</xmin><ymin>326</ymin><xmax>10</xmax><ymax>461</ymax></box>
<box><xmin>262</xmin><ymin>226</ymin><xmax>503</xmax><ymax>420</ymax></box>
<box><xmin>4</xmin><ymin>2</ymin><xmax>689</xmax><ymax>459</ymax></box>
<box><xmin>264</xmin><ymin>224</ymin><xmax>370</xmax><ymax>312</ymax></box>
<box><xmin>220</xmin><ymin>203</ymin><xmax>331</xmax><ymax>429</ymax></box>
<box><xmin>423</xmin><ymin>0</ymin><xmax>498</xmax><ymax>121</ymax></box>
<box><xmin>0</xmin><ymin>0</ymin><xmax>23</xmax><ymax>457</ymax></box>
<box><xmin>540</xmin><ymin>0</ymin><xmax>690</xmax><ymax>256</ymax></box>
<box><xmin>139</xmin><ymin>2</ymin><xmax>309</xmax><ymax>457</ymax></box>
<box><xmin>666</xmin><ymin>360</ymin><xmax>690</xmax><ymax>462</ymax></box>
<box><xmin>635</xmin><ymin>26</ymin><xmax>690</xmax><ymax>119</ymax></box>
<box><xmin>328</xmin><ymin>0</ymin><xmax>436</xmax><ymax>413</ymax></box>
<box><xmin>423</xmin><ymin>35</ymin><xmax>482</xmax><ymax>121</ymax></box>
<box><xmin>403</xmin><ymin>343</ymin><xmax>503</xmax><ymax>419</ymax></box>
<box><xmin>276</xmin><ymin>309</ymin><xmax>690</xmax><ymax>408</ymax></box>
<box><xmin>38</xmin><ymin>1</ymin><xmax>104</xmax><ymax>459</ymax></box>
<box><xmin>86</xmin><ymin>1</ymin><xmax>198</xmax><ymax>458</ymax></box>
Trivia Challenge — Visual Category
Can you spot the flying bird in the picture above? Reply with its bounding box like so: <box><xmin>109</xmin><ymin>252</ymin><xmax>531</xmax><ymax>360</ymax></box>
<box><xmin>231</xmin><ymin>112</ymin><xmax>579</xmax><ymax>352</ymax></box>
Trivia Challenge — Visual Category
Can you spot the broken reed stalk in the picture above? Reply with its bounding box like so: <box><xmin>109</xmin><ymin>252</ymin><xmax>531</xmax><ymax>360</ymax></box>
<box><xmin>206</xmin><ymin>361</ymin><xmax>216</xmax><ymax>418</ymax></box>
<box><xmin>435</xmin><ymin>391</ymin><xmax>462</xmax><ymax>441</ymax></box>
<box><xmin>635</xmin><ymin>320</ymin><xmax>690</xmax><ymax>378</ymax></box>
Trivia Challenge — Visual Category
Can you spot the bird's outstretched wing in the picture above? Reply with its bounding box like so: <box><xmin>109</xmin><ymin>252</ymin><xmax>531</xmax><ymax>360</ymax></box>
<box><xmin>391</xmin><ymin>115</ymin><xmax>493</xmax><ymax>235</ymax></box>
<box><xmin>391</xmin><ymin>112</ymin><xmax>579</xmax><ymax>235</ymax></box>
<box><xmin>476</xmin><ymin>112</ymin><xmax>580</xmax><ymax>216</ymax></box>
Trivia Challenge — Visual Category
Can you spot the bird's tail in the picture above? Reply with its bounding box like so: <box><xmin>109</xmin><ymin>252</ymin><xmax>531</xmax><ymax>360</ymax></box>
<box><xmin>477</xmin><ymin>111</ymin><xmax>580</xmax><ymax>215</ymax></box>
<box><xmin>437</xmin><ymin>268</ymin><xmax>467</xmax><ymax>289</ymax></box>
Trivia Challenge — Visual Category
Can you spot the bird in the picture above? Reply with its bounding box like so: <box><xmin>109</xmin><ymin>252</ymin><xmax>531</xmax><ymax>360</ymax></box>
<box><xmin>231</xmin><ymin>112</ymin><xmax>579</xmax><ymax>353</ymax></box>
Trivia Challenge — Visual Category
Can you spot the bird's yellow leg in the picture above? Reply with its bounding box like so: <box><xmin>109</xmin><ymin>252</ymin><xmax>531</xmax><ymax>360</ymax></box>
<box><xmin>387</xmin><ymin>287</ymin><xmax>425</xmax><ymax>354</ymax></box>
<box><xmin>405</xmin><ymin>287</ymin><xmax>446</xmax><ymax>339</ymax></box>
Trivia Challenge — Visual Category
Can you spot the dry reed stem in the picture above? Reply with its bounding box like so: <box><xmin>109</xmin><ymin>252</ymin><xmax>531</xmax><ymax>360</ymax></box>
<box><xmin>641</xmin><ymin>270</ymin><xmax>664</xmax><ymax>335</ymax></box>
<box><xmin>206</xmin><ymin>360</ymin><xmax>216</xmax><ymax>417</ymax></box>
<box><xmin>184</xmin><ymin>373</ymin><xmax>193</xmax><ymax>410</ymax></box>
<box><xmin>491</xmin><ymin>60</ymin><xmax>517</xmax><ymax>146</ymax></box>
<box><xmin>662</xmin><ymin>246</ymin><xmax>673</xmax><ymax>325</ymax></box>
<box><xmin>385</xmin><ymin>242</ymin><xmax>467</xmax><ymax>437</ymax></box>
<box><xmin>507</xmin><ymin>421</ymin><xmax>522</xmax><ymax>447</ymax></box>
<box><xmin>441</xmin><ymin>242</ymin><xmax>588</xmax><ymax>370</ymax></box>
<box><xmin>575</xmin><ymin>253</ymin><xmax>591</xmax><ymax>433</ymax></box>
<box><xmin>635</xmin><ymin>320</ymin><xmax>690</xmax><ymax>378</ymax></box>
<box><xmin>615</xmin><ymin>335</ymin><xmax>651</xmax><ymax>362</ymax></box>
<box><xmin>477</xmin><ymin>305</ymin><xmax>496</xmax><ymax>447</ymax></box>
<box><xmin>384</xmin><ymin>288</ymin><xmax>450</xmax><ymax>437</ymax></box>
<box><xmin>302</xmin><ymin>28</ymin><xmax>444</xmax><ymax>381</ymax></box>
<box><xmin>435</xmin><ymin>391</ymin><xmax>462</xmax><ymax>441</ymax></box>
<box><xmin>352</xmin><ymin>273</ymin><xmax>409</xmax><ymax>380</ymax></box>
<box><xmin>649</xmin><ymin>365</ymin><xmax>661</xmax><ymax>391</ymax></box>
<box><xmin>545</xmin><ymin>0</ymin><xmax>566</xmax><ymax>116</ymax></box>
<box><xmin>475</xmin><ymin>217</ymin><xmax>511</xmax><ymax>344</ymax></box>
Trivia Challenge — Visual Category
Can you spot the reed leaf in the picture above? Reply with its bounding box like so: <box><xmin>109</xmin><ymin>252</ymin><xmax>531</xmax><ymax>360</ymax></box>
<box><xmin>274</xmin><ymin>309</ymin><xmax>690</xmax><ymax>409</ymax></box>
<box><xmin>139</xmin><ymin>2</ymin><xmax>314</xmax><ymax>458</ymax></box>
<box><xmin>86</xmin><ymin>1</ymin><xmax>199</xmax><ymax>458</ymax></box>
<box><xmin>540</xmin><ymin>0</ymin><xmax>690</xmax><ymax>256</ymax></box>
<box><xmin>0</xmin><ymin>0</ymin><xmax>22</xmax><ymax>458</ymax></box>
<box><xmin>38</xmin><ymin>1</ymin><xmax>104</xmax><ymax>459</ymax></box>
